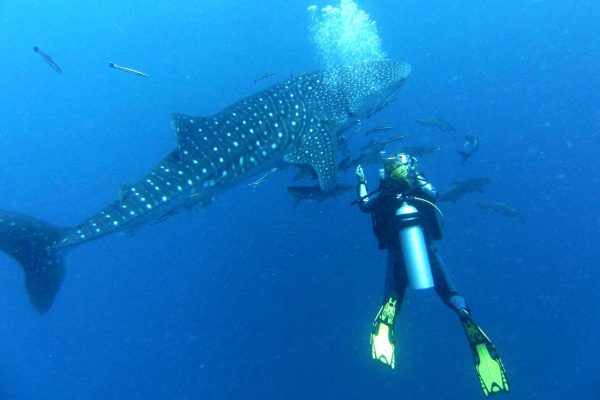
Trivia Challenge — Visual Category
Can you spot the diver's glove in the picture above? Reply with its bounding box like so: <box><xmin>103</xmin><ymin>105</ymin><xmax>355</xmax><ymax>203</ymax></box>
<box><xmin>370</xmin><ymin>297</ymin><xmax>397</xmax><ymax>369</ymax></box>
<box><xmin>355</xmin><ymin>165</ymin><xmax>366</xmax><ymax>183</ymax></box>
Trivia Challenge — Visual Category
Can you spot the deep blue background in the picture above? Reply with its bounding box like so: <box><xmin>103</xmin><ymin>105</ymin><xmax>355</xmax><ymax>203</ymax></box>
<box><xmin>1</xmin><ymin>0</ymin><xmax>599</xmax><ymax>399</ymax></box>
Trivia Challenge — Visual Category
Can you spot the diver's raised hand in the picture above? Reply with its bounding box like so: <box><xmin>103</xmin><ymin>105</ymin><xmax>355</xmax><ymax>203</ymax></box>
<box><xmin>355</xmin><ymin>165</ymin><xmax>366</xmax><ymax>182</ymax></box>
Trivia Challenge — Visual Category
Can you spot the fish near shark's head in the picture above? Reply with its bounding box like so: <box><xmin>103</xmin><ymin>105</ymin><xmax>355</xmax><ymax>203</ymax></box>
<box><xmin>281</xmin><ymin>60</ymin><xmax>410</xmax><ymax>193</ymax></box>
<box><xmin>333</xmin><ymin>60</ymin><xmax>411</xmax><ymax>118</ymax></box>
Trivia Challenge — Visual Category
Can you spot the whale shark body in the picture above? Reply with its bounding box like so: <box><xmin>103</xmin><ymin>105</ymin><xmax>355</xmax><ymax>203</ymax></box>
<box><xmin>0</xmin><ymin>60</ymin><xmax>410</xmax><ymax>313</ymax></box>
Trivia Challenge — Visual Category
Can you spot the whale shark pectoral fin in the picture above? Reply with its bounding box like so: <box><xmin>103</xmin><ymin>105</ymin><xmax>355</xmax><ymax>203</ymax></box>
<box><xmin>283</xmin><ymin>122</ymin><xmax>337</xmax><ymax>192</ymax></box>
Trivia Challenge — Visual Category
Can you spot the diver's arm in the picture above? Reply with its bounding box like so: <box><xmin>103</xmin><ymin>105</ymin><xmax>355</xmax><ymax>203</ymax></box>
<box><xmin>357</xmin><ymin>181</ymin><xmax>373</xmax><ymax>212</ymax></box>
<box><xmin>415</xmin><ymin>173</ymin><xmax>439</xmax><ymax>201</ymax></box>
<box><xmin>355</xmin><ymin>165</ymin><xmax>374</xmax><ymax>212</ymax></box>
<box><xmin>358</xmin><ymin>179</ymin><xmax>369</xmax><ymax>200</ymax></box>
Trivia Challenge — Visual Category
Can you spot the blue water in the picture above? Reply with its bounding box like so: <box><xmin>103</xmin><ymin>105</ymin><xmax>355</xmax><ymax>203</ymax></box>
<box><xmin>1</xmin><ymin>0</ymin><xmax>599</xmax><ymax>398</ymax></box>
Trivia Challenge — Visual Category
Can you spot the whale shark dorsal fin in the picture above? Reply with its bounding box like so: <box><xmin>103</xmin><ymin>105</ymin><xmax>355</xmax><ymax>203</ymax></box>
<box><xmin>283</xmin><ymin>122</ymin><xmax>337</xmax><ymax>192</ymax></box>
<box><xmin>171</xmin><ymin>113</ymin><xmax>218</xmax><ymax>157</ymax></box>
<box><xmin>118</xmin><ymin>184</ymin><xmax>135</xmax><ymax>207</ymax></box>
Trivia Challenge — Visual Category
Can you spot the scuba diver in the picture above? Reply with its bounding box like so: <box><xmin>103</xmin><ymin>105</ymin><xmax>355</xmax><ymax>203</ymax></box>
<box><xmin>355</xmin><ymin>153</ymin><xmax>509</xmax><ymax>397</ymax></box>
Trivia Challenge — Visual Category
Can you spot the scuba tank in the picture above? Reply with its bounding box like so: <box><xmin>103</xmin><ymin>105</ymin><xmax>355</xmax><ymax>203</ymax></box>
<box><xmin>395</xmin><ymin>201</ymin><xmax>434</xmax><ymax>290</ymax></box>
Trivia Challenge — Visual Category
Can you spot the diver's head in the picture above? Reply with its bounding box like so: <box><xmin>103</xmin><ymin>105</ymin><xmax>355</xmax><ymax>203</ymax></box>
<box><xmin>382</xmin><ymin>153</ymin><xmax>417</xmax><ymax>192</ymax></box>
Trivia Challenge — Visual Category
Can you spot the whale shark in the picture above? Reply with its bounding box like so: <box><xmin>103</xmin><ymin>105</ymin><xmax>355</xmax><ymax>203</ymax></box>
<box><xmin>0</xmin><ymin>60</ymin><xmax>410</xmax><ymax>313</ymax></box>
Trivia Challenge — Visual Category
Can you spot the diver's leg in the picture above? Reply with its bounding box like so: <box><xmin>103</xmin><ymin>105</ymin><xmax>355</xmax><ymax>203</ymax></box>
<box><xmin>429</xmin><ymin>246</ymin><xmax>510</xmax><ymax>394</ymax></box>
<box><xmin>429</xmin><ymin>245</ymin><xmax>469</xmax><ymax>316</ymax></box>
<box><xmin>371</xmin><ymin>246</ymin><xmax>408</xmax><ymax>369</ymax></box>
<box><xmin>384</xmin><ymin>245</ymin><xmax>409</xmax><ymax>306</ymax></box>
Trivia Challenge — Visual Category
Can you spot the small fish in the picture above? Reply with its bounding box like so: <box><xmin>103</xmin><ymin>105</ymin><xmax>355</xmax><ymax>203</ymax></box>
<box><xmin>254</xmin><ymin>71</ymin><xmax>276</xmax><ymax>83</ymax></box>
<box><xmin>476</xmin><ymin>201</ymin><xmax>526</xmax><ymax>223</ymax></box>
<box><xmin>438</xmin><ymin>178</ymin><xmax>492</xmax><ymax>203</ymax></box>
<box><xmin>345</xmin><ymin>124</ymin><xmax>363</xmax><ymax>140</ymax></box>
<box><xmin>287</xmin><ymin>184</ymin><xmax>354</xmax><ymax>207</ymax></box>
<box><xmin>149</xmin><ymin>210</ymin><xmax>180</xmax><ymax>225</ymax></box>
<box><xmin>457</xmin><ymin>134</ymin><xmax>480</xmax><ymax>164</ymax></box>
<box><xmin>108</xmin><ymin>62</ymin><xmax>148</xmax><ymax>77</ymax></box>
<box><xmin>337</xmin><ymin>136</ymin><xmax>407</xmax><ymax>172</ymax></box>
<box><xmin>33</xmin><ymin>46</ymin><xmax>62</xmax><ymax>74</ymax></box>
<box><xmin>248</xmin><ymin>168</ymin><xmax>278</xmax><ymax>190</ymax></box>
<box><xmin>292</xmin><ymin>165</ymin><xmax>318</xmax><ymax>181</ymax></box>
<box><xmin>337</xmin><ymin>124</ymin><xmax>363</xmax><ymax>154</ymax></box>
<box><xmin>360</xmin><ymin>135</ymin><xmax>406</xmax><ymax>152</ymax></box>
<box><xmin>337</xmin><ymin>134</ymin><xmax>352</xmax><ymax>156</ymax></box>
<box><xmin>415</xmin><ymin>117</ymin><xmax>456</xmax><ymax>132</ymax></box>
<box><xmin>366</xmin><ymin>126</ymin><xmax>394</xmax><ymax>135</ymax></box>
<box><xmin>401</xmin><ymin>146</ymin><xmax>441</xmax><ymax>157</ymax></box>
<box><xmin>366</xmin><ymin>93</ymin><xmax>396</xmax><ymax>118</ymax></box>
<box><xmin>337</xmin><ymin>154</ymin><xmax>355</xmax><ymax>171</ymax></box>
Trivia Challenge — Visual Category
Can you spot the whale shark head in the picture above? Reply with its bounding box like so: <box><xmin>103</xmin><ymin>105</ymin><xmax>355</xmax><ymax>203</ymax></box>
<box><xmin>277</xmin><ymin>60</ymin><xmax>411</xmax><ymax>191</ymax></box>
<box><xmin>326</xmin><ymin>60</ymin><xmax>411</xmax><ymax>119</ymax></box>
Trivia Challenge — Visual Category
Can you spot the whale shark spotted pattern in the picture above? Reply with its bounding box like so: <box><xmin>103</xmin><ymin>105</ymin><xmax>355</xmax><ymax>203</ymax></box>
<box><xmin>0</xmin><ymin>60</ymin><xmax>410</xmax><ymax>313</ymax></box>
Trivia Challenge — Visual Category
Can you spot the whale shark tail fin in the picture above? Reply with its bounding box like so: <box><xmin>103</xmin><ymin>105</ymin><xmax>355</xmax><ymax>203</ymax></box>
<box><xmin>0</xmin><ymin>210</ymin><xmax>69</xmax><ymax>314</ymax></box>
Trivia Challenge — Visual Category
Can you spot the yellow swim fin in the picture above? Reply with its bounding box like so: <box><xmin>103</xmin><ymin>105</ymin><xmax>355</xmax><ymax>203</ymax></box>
<box><xmin>461</xmin><ymin>317</ymin><xmax>510</xmax><ymax>396</ymax></box>
<box><xmin>370</xmin><ymin>297</ymin><xmax>397</xmax><ymax>369</ymax></box>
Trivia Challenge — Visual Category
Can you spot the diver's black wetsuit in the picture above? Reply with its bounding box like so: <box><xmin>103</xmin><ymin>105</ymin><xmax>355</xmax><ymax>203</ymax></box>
<box><xmin>358</xmin><ymin>174</ymin><xmax>468</xmax><ymax>314</ymax></box>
